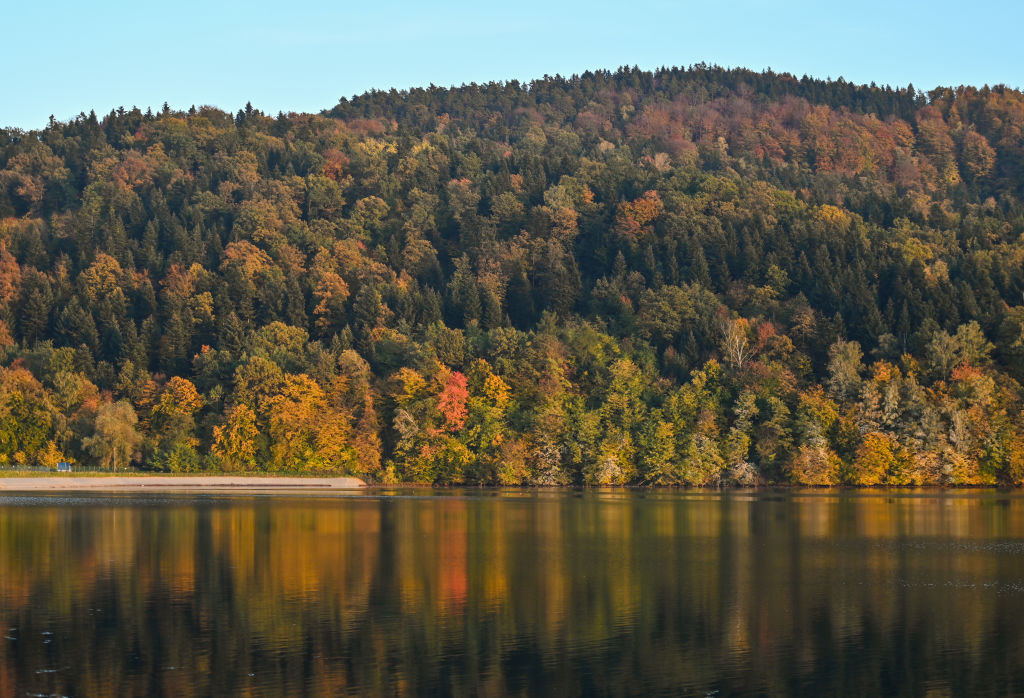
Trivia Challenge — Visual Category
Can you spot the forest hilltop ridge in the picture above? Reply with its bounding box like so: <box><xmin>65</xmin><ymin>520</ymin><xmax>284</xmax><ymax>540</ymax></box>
<box><xmin>2</xmin><ymin>65</ymin><xmax>1024</xmax><ymax>485</ymax></box>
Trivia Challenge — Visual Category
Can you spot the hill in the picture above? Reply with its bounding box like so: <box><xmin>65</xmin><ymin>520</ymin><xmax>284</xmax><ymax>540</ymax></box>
<box><xmin>2</xmin><ymin>65</ymin><xmax>1024</xmax><ymax>484</ymax></box>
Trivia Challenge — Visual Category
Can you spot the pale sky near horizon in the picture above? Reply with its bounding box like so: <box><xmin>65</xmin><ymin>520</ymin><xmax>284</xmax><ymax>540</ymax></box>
<box><xmin>2</xmin><ymin>0</ymin><xmax>1021</xmax><ymax>131</ymax></box>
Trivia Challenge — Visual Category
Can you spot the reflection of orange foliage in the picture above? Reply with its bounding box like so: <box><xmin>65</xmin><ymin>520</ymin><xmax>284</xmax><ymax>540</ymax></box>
<box><xmin>2</xmin><ymin>494</ymin><xmax>1024</xmax><ymax>692</ymax></box>
<box><xmin>439</xmin><ymin>502</ymin><xmax>468</xmax><ymax>608</ymax></box>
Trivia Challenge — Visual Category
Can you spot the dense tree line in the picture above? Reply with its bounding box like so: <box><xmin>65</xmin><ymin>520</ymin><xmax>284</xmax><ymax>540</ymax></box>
<box><xmin>2</xmin><ymin>65</ymin><xmax>1024</xmax><ymax>484</ymax></box>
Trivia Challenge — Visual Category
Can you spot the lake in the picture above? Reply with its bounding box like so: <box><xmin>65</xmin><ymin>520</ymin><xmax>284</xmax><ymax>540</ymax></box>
<box><xmin>1</xmin><ymin>489</ymin><xmax>1023</xmax><ymax>696</ymax></box>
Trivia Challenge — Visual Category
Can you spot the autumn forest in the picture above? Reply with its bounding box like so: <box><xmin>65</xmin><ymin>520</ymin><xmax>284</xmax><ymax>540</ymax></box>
<box><xmin>3</xmin><ymin>65</ymin><xmax>1024</xmax><ymax>485</ymax></box>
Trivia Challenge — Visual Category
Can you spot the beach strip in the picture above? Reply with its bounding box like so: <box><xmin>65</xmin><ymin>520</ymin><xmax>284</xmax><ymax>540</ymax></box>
<box><xmin>0</xmin><ymin>476</ymin><xmax>367</xmax><ymax>491</ymax></box>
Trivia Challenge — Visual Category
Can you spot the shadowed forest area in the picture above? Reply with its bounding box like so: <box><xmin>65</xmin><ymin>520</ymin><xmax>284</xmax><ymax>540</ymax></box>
<box><xmin>3</xmin><ymin>65</ymin><xmax>1024</xmax><ymax>484</ymax></box>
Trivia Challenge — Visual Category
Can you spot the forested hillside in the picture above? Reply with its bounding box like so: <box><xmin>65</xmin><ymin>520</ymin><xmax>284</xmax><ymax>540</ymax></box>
<box><xmin>3</xmin><ymin>65</ymin><xmax>1024</xmax><ymax>484</ymax></box>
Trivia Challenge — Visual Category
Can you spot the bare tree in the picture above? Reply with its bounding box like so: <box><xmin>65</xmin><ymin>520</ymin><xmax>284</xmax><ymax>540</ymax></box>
<box><xmin>721</xmin><ymin>317</ymin><xmax>752</xmax><ymax>370</ymax></box>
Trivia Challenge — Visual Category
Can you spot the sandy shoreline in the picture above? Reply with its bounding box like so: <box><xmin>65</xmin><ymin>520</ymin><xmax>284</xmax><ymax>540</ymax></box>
<box><xmin>0</xmin><ymin>476</ymin><xmax>367</xmax><ymax>491</ymax></box>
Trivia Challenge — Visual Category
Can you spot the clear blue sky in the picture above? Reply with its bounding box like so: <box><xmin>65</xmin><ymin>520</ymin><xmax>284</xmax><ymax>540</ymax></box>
<box><xmin>2</xmin><ymin>0</ymin><xmax>1021</xmax><ymax>130</ymax></box>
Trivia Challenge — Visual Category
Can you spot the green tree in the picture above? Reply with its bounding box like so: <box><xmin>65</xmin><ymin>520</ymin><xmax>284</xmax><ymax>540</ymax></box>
<box><xmin>83</xmin><ymin>400</ymin><xmax>142</xmax><ymax>471</ymax></box>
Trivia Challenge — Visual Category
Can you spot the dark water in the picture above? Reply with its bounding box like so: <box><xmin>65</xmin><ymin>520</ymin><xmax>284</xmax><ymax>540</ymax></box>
<box><xmin>1</xmin><ymin>490</ymin><xmax>1024</xmax><ymax>696</ymax></box>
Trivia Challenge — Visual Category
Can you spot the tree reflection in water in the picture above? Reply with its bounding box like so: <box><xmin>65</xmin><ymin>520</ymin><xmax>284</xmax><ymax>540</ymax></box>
<box><xmin>1</xmin><ymin>490</ymin><xmax>1023</xmax><ymax>696</ymax></box>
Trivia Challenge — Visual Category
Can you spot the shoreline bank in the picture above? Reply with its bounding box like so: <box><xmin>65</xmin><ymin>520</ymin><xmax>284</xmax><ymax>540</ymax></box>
<box><xmin>0</xmin><ymin>475</ymin><xmax>367</xmax><ymax>491</ymax></box>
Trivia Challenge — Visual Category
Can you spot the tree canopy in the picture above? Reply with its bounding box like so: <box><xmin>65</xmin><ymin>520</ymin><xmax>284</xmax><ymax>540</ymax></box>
<box><xmin>3</xmin><ymin>65</ymin><xmax>1024</xmax><ymax>484</ymax></box>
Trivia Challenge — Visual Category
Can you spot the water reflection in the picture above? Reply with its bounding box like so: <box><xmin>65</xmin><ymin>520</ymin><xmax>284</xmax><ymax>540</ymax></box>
<box><xmin>1</xmin><ymin>490</ymin><xmax>1024</xmax><ymax>695</ymax></box>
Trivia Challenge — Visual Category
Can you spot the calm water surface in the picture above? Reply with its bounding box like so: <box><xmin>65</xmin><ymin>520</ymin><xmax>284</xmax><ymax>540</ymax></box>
<box><xmin>1</xmin><ymin>489</ymin><xmax>1024</xmax><ymax>696</ymax></box>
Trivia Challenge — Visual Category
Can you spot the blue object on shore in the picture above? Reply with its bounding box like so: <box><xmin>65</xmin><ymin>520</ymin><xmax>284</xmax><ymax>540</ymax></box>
<box><xmin>56</xmin><ymin>462</ymin><xmax>72</xmax><ymax>472</ymax></box>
